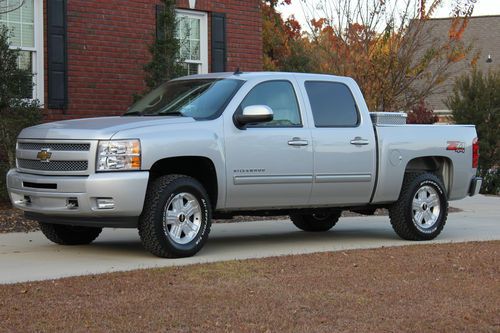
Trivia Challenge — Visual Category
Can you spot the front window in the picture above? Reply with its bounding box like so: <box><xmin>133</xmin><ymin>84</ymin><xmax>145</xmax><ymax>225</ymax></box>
<box><xmin>0</xmin><ymin>0</ymin><xmax>44</xmax><ymax>102</ymax></box>
<box><xmin>176</xmin><ymin>10</ymin><xmax>208</xmax><ymax>75</ymax></box>
<box><xmin>125</xmin><ymin>79</ymin><xmax>243</xmax><ymax>120</ymax></box>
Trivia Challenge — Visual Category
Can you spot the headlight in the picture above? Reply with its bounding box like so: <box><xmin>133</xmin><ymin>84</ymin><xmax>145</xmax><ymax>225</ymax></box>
<box><xmin>97</xmin><ymin>140</ymin><xmax>141</xmax><ymax>171</ymax></box>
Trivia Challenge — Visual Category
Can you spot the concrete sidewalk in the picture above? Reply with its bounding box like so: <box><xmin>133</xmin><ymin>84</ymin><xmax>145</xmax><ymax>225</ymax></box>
<box><xmin>0</xmin><ymin>195</ymin><xmax>499</xmax><ymax>284</ymax></box>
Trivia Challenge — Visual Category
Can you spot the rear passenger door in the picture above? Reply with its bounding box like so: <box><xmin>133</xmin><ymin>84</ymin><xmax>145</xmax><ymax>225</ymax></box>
<box><xmin>299</xmin><ymin>79</ymin><xmax>376</xmax><ymax>205</ymax></box>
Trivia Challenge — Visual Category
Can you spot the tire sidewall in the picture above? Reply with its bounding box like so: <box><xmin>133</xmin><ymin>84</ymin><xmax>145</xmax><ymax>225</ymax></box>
<box><xmin>406</xmin><ymin>176</ymin><xmax>447</xmax><ymax>236</ymax></box>
<box><xmin>153</xmin><ymin>180</ymin><xmax>211</xmax><ymax>254</ymax></box>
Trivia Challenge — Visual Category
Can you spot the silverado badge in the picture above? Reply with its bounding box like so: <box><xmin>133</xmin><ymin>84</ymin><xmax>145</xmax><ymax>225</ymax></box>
<box><xmin>36</xmin><ymin>149</ymin><xmax>52</xmax><ymax>162</ymax></box>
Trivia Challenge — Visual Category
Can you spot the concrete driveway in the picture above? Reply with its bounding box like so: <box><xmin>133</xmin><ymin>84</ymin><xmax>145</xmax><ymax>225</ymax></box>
<box><xmin>1</xmin><ymin>195</ymin><xmax>499</xmax><ymax>284</ymax></box>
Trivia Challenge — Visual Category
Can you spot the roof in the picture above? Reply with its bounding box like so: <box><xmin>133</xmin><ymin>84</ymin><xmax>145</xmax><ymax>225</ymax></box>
<box><xmin>421</xmin><ymin>15</ymin><xmax>500</xmax><ymax>111</ymax></box>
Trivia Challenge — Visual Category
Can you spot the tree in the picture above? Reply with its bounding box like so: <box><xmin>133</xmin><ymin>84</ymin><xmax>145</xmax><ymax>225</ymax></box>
<box><xmin>262</xmin><ymin>0</ymin><xmax>315</xmax><ymax>72</ymax></box>
<box><xmin>142</xmin><ymin>0</ymin><xmax>184</xmax><ymax>92</ymax></box>
<box><xmin>446</xmin><ymin>69</ymin><xmax>500</xmax><ymax>194</ymax></box>
<box><xmin>298</xmin><ymin>0</ymin><xmax>476</xmax><ymax>111</ymax></box>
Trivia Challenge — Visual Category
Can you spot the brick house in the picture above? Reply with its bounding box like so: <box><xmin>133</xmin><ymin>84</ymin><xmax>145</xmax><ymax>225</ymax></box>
<box><xmin>0</xmin><ymin>0</ymin><xmax>263</xmax><ymax>121</ymax></box>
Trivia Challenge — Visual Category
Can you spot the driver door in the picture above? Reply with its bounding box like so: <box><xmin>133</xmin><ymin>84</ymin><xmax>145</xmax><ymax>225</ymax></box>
<box><xmin>224</xmin><ymin>79</ymin><xmax>313</xmax><ymax>209</ymax></box>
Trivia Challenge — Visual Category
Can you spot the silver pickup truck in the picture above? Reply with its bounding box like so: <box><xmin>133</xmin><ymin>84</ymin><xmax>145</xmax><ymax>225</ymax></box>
<box><xmin>7</xmin><ymin>72</ymin><xmax>482</xmax><ymax>258</ymax></box>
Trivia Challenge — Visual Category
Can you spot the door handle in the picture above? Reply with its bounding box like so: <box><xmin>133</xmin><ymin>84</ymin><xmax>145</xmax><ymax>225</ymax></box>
<box><xmin>288</xmin><ymin>137</ymin><xmax>309</xmax><ymax>147</ymax></box>
<box><xmin>350</xmin><ymin>137</ymin><xmax>370</xmax><ymax>146</ymax></box>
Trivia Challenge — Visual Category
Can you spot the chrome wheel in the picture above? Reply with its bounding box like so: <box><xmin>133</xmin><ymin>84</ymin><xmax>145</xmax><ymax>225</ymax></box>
<box><xmin>412</xmin><ymin>185</ymin><xmax>441</xmax><ymax>232</ymax></box>
<box><xmin>163</xmin><ymin>192</ymin><xmax>202</xmax><ymax>245</ymax></box>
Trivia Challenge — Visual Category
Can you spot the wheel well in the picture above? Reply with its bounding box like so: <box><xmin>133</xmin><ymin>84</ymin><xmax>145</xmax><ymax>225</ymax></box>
<box><xmin>405</xmin><ymin>156</ymin><xmax>453</xmax><ymax>195</ymax></box>
<box><xmin>149</xmin><ymin>156</ymin><xmax>218</xmax><ymax>208</ymax></box>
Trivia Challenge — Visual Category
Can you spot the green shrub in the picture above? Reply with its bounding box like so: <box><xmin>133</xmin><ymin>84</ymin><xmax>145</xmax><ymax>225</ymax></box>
<box><xmin>0</xmin><ymin>25</ymin><xmax>42</xmax><ymax>200</ymax></box>
<box><xmin>446</xmin><ymin>69</ymin><xmax>500</xmax><ymax>194</ymax></box>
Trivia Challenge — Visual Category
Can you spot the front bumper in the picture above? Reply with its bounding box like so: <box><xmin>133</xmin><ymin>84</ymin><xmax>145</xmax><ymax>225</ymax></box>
<box><xmin>468</xmin><ymin>177</ymin><xmax>482</xmax><ymax>196</ymax></box>
<box><xmin>7</xmin><ymin>169</ymin><xmax>149</xmax><ymax>226</ymax></box>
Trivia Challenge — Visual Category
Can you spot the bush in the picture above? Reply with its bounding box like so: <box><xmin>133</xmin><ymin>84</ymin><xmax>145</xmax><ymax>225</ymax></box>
<box><xmin>407</xmin><ymin>99</ymin><xmax>438</xmax><ymax>124</ymax></box>
<box><xmin>0</xmin><ymin>25</ymin><xmax>42</xmax><ymax>200</ymax></box>
<box><xmin>446</xmin><ymin>69</ymin><xmax>500</xmax><ymax>194</ymax></box>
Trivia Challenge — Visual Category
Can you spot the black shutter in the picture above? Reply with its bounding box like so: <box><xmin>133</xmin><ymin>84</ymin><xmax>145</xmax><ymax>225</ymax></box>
<box><xmin>47</xmin><ymin>0</ymin><xmax>67</xmax><ymax>109</ymax></box>
<box><xmin>156</xmin><ymin>4</ymin><xmax>165</xmax><ymax>41</ymax></box>
<box><xmin>211</xmin><ymin>13</ymin><xmax>226</xmax><ymax>72</ymax></box>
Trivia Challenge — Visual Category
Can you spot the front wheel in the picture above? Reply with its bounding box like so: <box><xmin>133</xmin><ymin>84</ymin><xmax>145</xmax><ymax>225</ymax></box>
<box><xmin>389</xmin><ymin>172</ymin><xmax>448</xmax><ymax>240</ymax></box>
<box><xmin>139</xmin><ymin>174</ymin><xmax>212</xmax><ymax>258</ymax></box>
<box><xmin>290</xmin><ymin>211</ymin><xmax>341</xmax><ymax>232</ymax></box>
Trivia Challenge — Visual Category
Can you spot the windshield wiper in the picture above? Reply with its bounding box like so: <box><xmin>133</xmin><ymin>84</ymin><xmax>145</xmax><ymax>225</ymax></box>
<box><xmin>153</xmin><ymin>111</ymin><xmax>185</xmax><ymax>117</ymax></box>
<box><xmin>123</xmin><ymin>110</ymin><xmax>143</xmax><ymax>116</ymax></box>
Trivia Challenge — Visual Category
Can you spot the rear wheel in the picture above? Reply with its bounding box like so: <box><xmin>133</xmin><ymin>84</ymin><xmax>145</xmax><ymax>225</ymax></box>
<box><xmin>389</xmin><ymin>172</ymin><xmax>448</xmax><ymax>240</ymax></box>
<box><xmin>39</xmin><ymin>223</ymin><xmax>102</xmax><ymax>245</ymax></box>
<box><xmin>290</xmin><ymin>211</ymin><xmax>341</xmax><ymax>232</ymax></box>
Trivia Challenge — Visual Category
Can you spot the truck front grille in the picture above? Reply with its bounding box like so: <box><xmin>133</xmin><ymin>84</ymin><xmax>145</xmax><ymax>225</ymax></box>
<box><xmin>16</xmin><ymin>140</ymin><xmax>94</xmax><ymax>175</ymax></box>
<box><xmin>18</xmin><ymin>142</ymin><xmax>91</xmax><ymax>151</ymax></box>
<box><xmin>17</xmin><ymin>159</ymin><xmax>89</xmax><ymax>172</ymax></box>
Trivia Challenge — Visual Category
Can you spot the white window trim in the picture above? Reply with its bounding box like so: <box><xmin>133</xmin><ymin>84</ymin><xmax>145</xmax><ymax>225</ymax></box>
<box><xmin>33</xmin><ymin>0</ymin><xmax>44</xmax><ymax>105</ymax></box>
<box><xmin>175</xmin><ymin>9</ymin><xmax>208</xmax><ymax>74</ymax></box>
<box><xmin>3</xmin><ymin>0</ymin><xmax>44</xmax><ymax>105</ymax></box>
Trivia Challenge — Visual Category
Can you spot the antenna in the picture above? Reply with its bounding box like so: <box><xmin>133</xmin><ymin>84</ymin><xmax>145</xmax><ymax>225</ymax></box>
<box><xmin>233</xmin><ymin>67</ymin><xmax>242</xmax><ymax>75</ymax></box>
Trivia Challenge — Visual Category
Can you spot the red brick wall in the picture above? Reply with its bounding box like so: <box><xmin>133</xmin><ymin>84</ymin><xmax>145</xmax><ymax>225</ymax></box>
<box><xmin>44</xmin><ymin>0</ymin><xmax>262</xmax><ymax>121</ymax></box>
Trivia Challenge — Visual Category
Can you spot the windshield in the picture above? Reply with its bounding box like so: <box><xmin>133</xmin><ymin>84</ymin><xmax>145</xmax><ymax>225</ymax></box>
<box><xmin>124</xmin><ymin>78</ymin><xmax>244</xmax><ymax>119</ymax></box>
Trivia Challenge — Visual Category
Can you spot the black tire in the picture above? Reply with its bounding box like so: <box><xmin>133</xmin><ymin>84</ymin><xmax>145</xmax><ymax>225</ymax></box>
<box><xmin>138</xmin><ymin>174</ymin><xmax>212</xmax><ymax>258</ymax></box>
<box><xmin>389</xmin><ymin>172</ymin><xmax>448</xmax><ymax>240</ymax></box>
<box><xmin>39</xmin><ymin>222</ymin><xmax>102</xmax><ymax>245</ymax></box>
<box><xmin>290</xmin><ymin>211</ymin><xmax>341</xmax><ymax>232</ymax></box>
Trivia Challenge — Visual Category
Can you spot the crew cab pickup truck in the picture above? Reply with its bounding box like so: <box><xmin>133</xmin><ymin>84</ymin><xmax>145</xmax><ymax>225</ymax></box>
<box><xmin>7</xmin><ymin>72</ymin><xmax>482</xmax><ymax>258</ymax></box>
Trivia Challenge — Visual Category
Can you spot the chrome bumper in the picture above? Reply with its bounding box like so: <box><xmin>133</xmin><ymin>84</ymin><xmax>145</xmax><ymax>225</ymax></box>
<box><xmin>7</xmin><ymin>169</ymin><xmax>149</xmax><ymax>219</ymax></box>
<box><xmin>469</xmin><ymin>177</ymin><xmax>482</xmax><ymax>196</ymax></box>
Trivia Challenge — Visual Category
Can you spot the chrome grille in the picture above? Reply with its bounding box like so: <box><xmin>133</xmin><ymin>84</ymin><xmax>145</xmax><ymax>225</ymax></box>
<box><xmin>18</xmin><ymin>142</ymin><xmax>90</xmax><ymax>151</ymax></box>
<box><xmin>17</xmin><ymin>159</ymin><xmax>88</xmax><ymax>172</ymax></box>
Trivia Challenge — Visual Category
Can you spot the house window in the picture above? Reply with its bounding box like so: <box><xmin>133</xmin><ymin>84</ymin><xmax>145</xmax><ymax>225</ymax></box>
<box><xmin>0</xmin><ymin>0</ymin><xmax>44</xmax><ymax>103</ymax></box>
<box><xmin>176</xmin><ymin>9</ymin><xmax>208</xmax><ymax>75</ymax></box>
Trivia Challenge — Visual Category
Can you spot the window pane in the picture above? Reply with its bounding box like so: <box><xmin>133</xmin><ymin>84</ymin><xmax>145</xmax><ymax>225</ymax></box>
<box><xmin>305</xmin><ymin>81</ymin><xmax>359</xmax><ymax>127</ymax></box>
<box><xmin>190</xmin><ymin>18</ymin><xmax>200</xmax><ymax>39</ymax></box>
<box><xmin>17</xmin><ymin>50</ymin><xmax>33</xmax><ymax>99</ymax></box>
<box><xmin>190</xmin><ymin>40</ymin><xmax>200</xmax><ymax>60</ymax></box>
<box><xmin>176</xmin><ymin>14</ymin><xmax>202</xmax><ymax>66</ymax></box>
<box><xmin>0</xmin><ymin>0</ymin><xmax>35</xmax><ymax>48</ymax></box>
<box><xmin>181</xmin><ymin>62</ymin><xmax>200</xmax><ymax>75</ymax></box>
<box><xmin>240</xmin><ymin>81</ymin><xmax>301</xmax><ymax>127</ymax></box>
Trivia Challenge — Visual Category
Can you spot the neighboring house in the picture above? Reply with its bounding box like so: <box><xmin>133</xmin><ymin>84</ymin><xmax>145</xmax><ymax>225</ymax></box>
<box><xmin>0</xmin><ymin>0</ymin><xmax>262</xmax><ymax>121</ymax></box>
<box><xmin>422</xmin><ymin>15</ymin><xmax>500</xmax><ymax>122</ymax></box>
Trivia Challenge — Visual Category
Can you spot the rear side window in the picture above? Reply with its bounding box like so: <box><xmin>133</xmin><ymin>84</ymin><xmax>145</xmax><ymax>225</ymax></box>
<box><xmin>305</xmin><ymin>81</ymin><xmax>359</xmax><ymax>127</ymax></box>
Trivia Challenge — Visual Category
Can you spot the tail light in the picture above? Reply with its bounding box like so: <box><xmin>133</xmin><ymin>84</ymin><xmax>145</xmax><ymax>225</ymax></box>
<box><xmin>472</xmin><ymin>137</ymin><xmax>479</xmax><ymax>168</ymax></box>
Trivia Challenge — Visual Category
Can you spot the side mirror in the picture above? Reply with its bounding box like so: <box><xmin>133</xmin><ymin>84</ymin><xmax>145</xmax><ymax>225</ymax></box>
<box><xmin>234</xmin><ymin>105</ymin><xmax>274</xmax><ymax>128</ymax></box>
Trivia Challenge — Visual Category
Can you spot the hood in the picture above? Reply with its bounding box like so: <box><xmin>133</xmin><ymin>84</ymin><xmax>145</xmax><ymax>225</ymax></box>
<box><xmin>18</xmin><ymin>116</ymin><xmax>196</xmax><ymax>140</ymax></box>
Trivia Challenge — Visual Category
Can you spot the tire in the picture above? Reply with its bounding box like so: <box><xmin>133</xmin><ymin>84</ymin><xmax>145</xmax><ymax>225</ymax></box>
<box><xmin>138</xmin><ymin>174</ymin><xmax>212</xmax><ymax>258</ymax></box>
<box><xmin>39</xmin><ymin>222</ymin><xmax>102</xmax><ymax>245</ymax></box>
<box><xmin>389</xmin><ymin>172</ymin><xmax>448</xmax><ymax>240</ymax></box>
<box><xmin>290</xmin><ymin>211</ymin><xmax>341</xmax><ymax>232</ymax></box>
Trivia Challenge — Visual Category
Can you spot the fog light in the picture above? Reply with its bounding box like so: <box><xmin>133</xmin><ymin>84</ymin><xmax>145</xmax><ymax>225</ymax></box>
<box><xmin>96</xmin><ymin>198</ymin><xmax>115</xmax><ymax>209</ymax></box>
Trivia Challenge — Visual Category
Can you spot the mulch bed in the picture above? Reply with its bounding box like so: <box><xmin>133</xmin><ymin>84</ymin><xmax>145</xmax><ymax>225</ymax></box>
<box><xmin>0</xmin><ymin>201</ymin><xmax>462</xmax><ymax>234</ymax></box>
<box><xmin>0</xmin><ymin>241</ymin><xmax>498</xmax><ymax>332</ymax></box>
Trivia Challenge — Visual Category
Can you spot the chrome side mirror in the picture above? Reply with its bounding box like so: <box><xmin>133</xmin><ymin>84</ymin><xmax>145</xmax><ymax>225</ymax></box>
<box><xmin>234</xmin><ymin>105</ymin><xmax>274</xmax><ymax>127</ymax></box>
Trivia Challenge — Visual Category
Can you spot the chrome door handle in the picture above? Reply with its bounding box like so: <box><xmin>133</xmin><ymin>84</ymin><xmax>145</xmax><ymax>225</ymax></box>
<box><xmin>350</xmin><ymin>137</ymin><xmax>369</xmax><ymax>146</ymax></box>
<box><xmin>288</xmin><ymin>137</ymin><xmax>309</xmax><ymax>146</ymax></box>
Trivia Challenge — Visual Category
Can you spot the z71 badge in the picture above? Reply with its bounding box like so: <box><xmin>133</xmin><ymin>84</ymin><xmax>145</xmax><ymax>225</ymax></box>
<box><xmin>446</xmin><ymin>141</ymin><xmax>465</xmax><ymax>153</ymax></box>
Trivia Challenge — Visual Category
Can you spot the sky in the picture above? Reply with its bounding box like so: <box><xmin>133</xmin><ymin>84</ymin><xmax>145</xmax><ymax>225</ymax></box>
<box><xmin>278</xmin><ymin>0</ymin><xmax>500</xmax><ymax>29</ymax></box>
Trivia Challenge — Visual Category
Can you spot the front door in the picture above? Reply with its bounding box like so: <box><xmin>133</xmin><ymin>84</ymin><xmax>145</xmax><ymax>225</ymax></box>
<box><xmin>224</xmin><ymin>79</ymin><xmax>313</xmax><ymax>209</ymax></box>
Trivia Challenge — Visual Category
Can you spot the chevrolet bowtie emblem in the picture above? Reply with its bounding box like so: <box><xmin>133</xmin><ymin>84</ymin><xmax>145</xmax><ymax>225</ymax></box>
<box><xmin>37</xmin><ymin>149</ymin><xmax>52</xmax><ymax>162</ymax></box>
